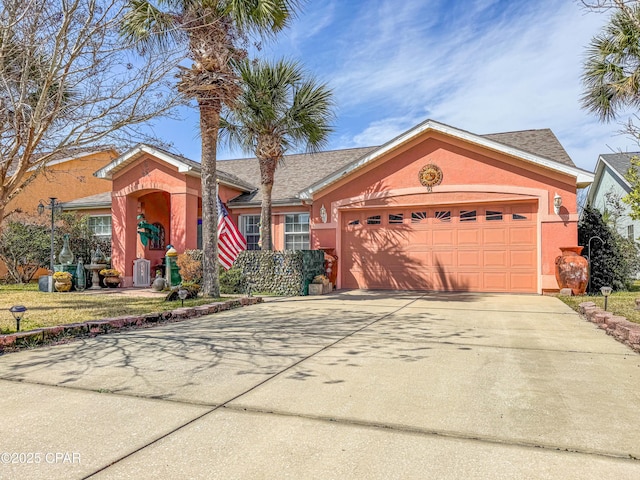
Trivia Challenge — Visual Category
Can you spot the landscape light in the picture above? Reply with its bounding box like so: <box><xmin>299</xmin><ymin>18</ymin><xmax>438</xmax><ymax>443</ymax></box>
<box><xmin>9</xmin><ymin>305</ymin><xmax>27</xmax><ymax>332</ymax></box>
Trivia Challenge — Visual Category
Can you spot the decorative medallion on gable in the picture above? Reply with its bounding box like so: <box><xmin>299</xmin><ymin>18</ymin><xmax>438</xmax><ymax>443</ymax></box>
<box><xmin>418</xmin><ymin>164</ymin><xmax>443</xmax><ymax>192</ymax></box>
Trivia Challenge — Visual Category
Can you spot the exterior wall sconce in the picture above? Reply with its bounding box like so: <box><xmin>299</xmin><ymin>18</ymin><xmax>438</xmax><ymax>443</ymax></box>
<box><xmin>554</xmin><ymin>193</ymin><xmax>562</xmax><ymax>215</ymax></box>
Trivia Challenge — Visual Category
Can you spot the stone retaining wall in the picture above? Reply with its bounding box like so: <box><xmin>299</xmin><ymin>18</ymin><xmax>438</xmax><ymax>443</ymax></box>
<box><xmin>0</xmin><ymin>297</ymin><xmax>263</xmax><ymax>353</ymax></box>
<box><xmin>578</xmin><ymin>302</ymin><xmax>640</xmax><ymax>353</ymax></box>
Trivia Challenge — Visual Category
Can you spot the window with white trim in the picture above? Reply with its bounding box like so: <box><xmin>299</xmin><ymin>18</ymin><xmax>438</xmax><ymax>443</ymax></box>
<box><xmin>240</xmin><ymin>215</ymin><xmax>261</xmax><ymax>250</ymax></box>
<box><xmin>285</xmin><ymin>213</ymin><xmax>309</xmax><ymax>250</ymax></box>
<box><xmin>628</xmin><ymin>224</ymin><xmax>635</xmax><ymax>241</ymax></box>
<box><xmin>88</xmin><ymin>216</ymin><xmax>112</xmax><ymax>239</ymax></box>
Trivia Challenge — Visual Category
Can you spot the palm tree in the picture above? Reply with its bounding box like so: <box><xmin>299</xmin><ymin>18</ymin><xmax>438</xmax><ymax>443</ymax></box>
<box><xmin>221</xmin><ymin>58</ymin><xmax>334</xmax><ymax>250</ymax></box>
<box><xmin>582</xmin><ymin>3</ymin><xmax>640</xmax><ymax>121</ymax></box>
<box><xmin>121</xmin><ymin>0</ymin><xmax>300</xmax><ymax>296</ymax></box>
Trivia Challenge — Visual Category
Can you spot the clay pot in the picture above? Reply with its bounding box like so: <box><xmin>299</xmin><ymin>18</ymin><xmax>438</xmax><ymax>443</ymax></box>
<box><xmin>54</xmin><ymin>280</ymin><xmax>72</xmax><ymax>292</ymax></box>
<box><xmin>103</xmin><ymin>276</ymin><xmax>121</xmax><ymax>288</ymax></box>
<box><xmin>555</xmin><ymin>246</ymin><xmax>589</xmax><ymax>295</ymax></box>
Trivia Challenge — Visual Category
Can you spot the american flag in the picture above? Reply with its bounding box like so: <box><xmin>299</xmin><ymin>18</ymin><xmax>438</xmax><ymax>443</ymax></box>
<box><xmin>217</xmin><ymin>196</ymin><xmax>247</xmax><ymax>270</ymax></box>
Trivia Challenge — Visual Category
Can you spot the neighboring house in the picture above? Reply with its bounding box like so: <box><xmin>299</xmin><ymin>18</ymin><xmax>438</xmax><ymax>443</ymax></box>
<box><xmin>586</xmin><ymin>152</ymin><xmax>640</xmax><ymax>241</ymax></box>
<box><xmin>77</xmin><ymin>119</ymin><xmax>592</xmax><ymax>293</ymax></box>
<box><xmin>0</xmin><ymin>147</ymin><xmax>118</xmax><ymax>278</ymax></box>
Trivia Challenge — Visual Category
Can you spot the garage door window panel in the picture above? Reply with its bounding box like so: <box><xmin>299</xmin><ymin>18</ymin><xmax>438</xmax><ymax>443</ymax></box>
<box><xmin>435</xmin><ymin>210</ymin><xmax>451</xmax><ymax>222</ymax></box>
<box><xmin>388</xmin><ymin>213</ymin><xmax>404</xmax><ymax>224</ymax></box>
<box><xmin>411</xmin><ymin>211</ymin><xmax>428</xmax><ymax>223</ymax></box>
<box><xmin>460</xmin><ymin>210</ymin><xmax>477</xmax><ymax>222</ymax></box>
<box><xmin>367</xmin><ymin>215</ymin><xmax>381</xmax><ymax>225</ymax></box>
<box><xmin>486</xmin><ymin>210</ymin><xmax>503</xmax><ymax>221</ymax></box>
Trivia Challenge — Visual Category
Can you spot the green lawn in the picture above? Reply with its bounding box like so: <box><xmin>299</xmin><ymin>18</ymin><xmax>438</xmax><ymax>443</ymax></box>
<box><xmin>0</xmin><ymin>284</ymin><xmax>226</xmax><ymax>334</ymax></box>
<box><xmin>556</xmin><ymin>288</ymin><xmax>640</xmax><ymax>325</ymax></box>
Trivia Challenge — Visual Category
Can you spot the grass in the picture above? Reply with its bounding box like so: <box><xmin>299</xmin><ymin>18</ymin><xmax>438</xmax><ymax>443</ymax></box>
<box><xmin>556</xmin><ymin>285</ymin><xmax>640</xmax><ymax>325</ymax></box>
<box><xmin>0</xmin><ymin>283</ymin><xmax>228</xmax><ymax>334</ymax></box>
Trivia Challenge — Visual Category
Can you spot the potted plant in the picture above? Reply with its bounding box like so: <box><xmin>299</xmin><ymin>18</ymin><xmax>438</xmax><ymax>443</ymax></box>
<box><xmin>99</xmin><ymin>268</ymin><xmax>121</xmax><ymax>288</ymax></box>
<box><xmin>52</xmin><ymin>271</ymin><xmax>73</xmax><ymax>292</ymax></box>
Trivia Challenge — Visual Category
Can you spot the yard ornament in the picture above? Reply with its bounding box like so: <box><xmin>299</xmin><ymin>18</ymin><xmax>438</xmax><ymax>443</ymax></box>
<box><xmin>137</xmin><ymin>214</ymin><xmax>160</xmax><ymax>247</ymax></box>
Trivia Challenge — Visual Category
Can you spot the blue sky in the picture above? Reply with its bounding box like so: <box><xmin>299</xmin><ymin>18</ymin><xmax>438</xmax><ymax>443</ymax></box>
<box><xmin>150</xmin><ymin>0</ymin><xmax>638</xmax><ymax>172</ymax></box>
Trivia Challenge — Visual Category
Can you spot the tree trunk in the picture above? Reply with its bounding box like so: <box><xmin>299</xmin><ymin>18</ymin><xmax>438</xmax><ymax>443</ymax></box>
<box><xmin>260</xmin><ymin>182</ymin><xmax>273</xmax><ymax>251</ymax></box>
<box><xmin>199</xmin><ymin>99</ymin><xmax>221</xmax><ymax>297</ymax></box>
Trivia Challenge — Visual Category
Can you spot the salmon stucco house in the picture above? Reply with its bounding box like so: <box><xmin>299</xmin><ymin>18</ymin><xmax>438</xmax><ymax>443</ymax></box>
<box><xmin>85</xmin><ymin>119</ymin><xmax>593</xmax><ymax>293</ymax></box>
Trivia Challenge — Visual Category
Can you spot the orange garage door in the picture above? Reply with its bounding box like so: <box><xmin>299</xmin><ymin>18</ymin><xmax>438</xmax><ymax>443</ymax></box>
<box><xmin>341</xmin><ymin>203</ymin><xmax>537</xmax><ymax>293</ymax></box>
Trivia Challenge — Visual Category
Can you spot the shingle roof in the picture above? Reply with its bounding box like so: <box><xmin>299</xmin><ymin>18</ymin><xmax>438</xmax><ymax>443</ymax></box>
<box><xmin>60</xmin><ymin>192</ymin><xmax>112</xmax><ymax>209</ymax></box>
<box><xmin>482</xmin><ymin>129</ymin><xmax>575</xmax><ymax>167</ymax></box>
<box><xmin>599</xmin><ymin>152</ymin><xmax>640</xmax><ymax>178</ymax></box>
<box><xmin>223</xmin><ymin>128</ymin><xmax>578</xmax><ymax>205</ymax></box>
<box><xmin>219</xmin><ymin>146</ymin><xmax>378</xmax><ymax>205</ymax></box>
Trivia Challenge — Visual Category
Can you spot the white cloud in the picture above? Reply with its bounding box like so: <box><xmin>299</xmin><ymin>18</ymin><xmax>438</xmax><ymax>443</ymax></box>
<box><xmin>311</xmin><ymin>0</ymin><xmax>639</xmax><ymax>171</ymax></box>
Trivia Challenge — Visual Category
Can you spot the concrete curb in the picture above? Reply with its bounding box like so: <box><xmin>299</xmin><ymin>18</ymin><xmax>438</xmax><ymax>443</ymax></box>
<box><xmin>0</xmin><ymin>297</ymin><xmax>263</xmax><ymax>353</ymax></box>
<box><xmin>578</xmin><ymin>301</ymin><xmax>640</xmax><ymax>353</ymax></box>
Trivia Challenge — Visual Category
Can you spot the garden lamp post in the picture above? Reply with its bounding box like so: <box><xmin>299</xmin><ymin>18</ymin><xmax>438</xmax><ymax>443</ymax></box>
<box><xmin>601</xmin><ymin>286</ymin><xmax>612</xmax><ymax>311</ymax></box>
<box><xmin>178</xmin><ymin>288</ymin><xmax>188</xmax><ymax>307</ymax></box>
<box><xmin>38</xmin><ymin>197</ymin><xmax>62</xmax><ymax>273</ymax></box>
<box><xmin>9</xmin><ymin>305</ymin><xmax>27</xmax><ymax>332</ymax></box>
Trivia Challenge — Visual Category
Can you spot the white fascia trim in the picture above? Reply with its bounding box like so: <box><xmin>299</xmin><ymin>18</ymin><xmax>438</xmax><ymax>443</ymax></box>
<box><xmin>299</xmin><ymin>119</ymin><xmax>594</xmax><ymax>199</ymax></box>
<box><xmin>229</xmin><ymin>201</ymin><xmax>305</xmax><ymax>209</ymax></box>
<box><xmin>94</xmin><ymin>144</ymin><xmax>194</xmax><ymax>179</ymax></box>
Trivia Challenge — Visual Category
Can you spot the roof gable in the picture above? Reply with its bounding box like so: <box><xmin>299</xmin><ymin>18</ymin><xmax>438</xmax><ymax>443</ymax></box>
<box><xmin>299</xmin><ymin>120</ymin><xmax>593</xmax><ymax>200</ymax></box>
<box><xmin>586</xmin><ymin>152</ymin><xmax>639</xmax><ymax>205</ymax></box>
<box><xmin>94</xmin><ymin>143</ymin><xmax>256</xmax><ymax>193</ymax></box>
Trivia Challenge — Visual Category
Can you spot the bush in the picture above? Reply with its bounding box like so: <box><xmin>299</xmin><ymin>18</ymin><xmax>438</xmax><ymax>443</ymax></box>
<box><xmin>578</xmin><ymin>205</ymin><xmax>640</xmax><ymax>293</ymax></box>
<box><xmin>219</xmin><ymin>266</ymin><xmax>247</xmax><ymax>294</ymax></box>
<box><xmin>164</xmin><ymin>282</ymin><xmax>200</xmax><ymax>301</ymax></box>
<box><xmin>177</xmin><ymin>249</ymin><xmax>203</xmax><ymax>283</ymax></box>
<box><xmin>0</xmin><ymin>217</ymin><xmax>50</xmax><ymax>283</ymax></box>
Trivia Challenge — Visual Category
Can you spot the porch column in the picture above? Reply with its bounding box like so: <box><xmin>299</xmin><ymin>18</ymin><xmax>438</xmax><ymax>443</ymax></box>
<box><xmin>170</xmin><ymin>192</ymin><xmax>199</xmax><ymax>253</ymax></box>
<box><xmin>112</xmin><ymin>193</ymin><xmax>138</xmax><ymax>287</ymax></box>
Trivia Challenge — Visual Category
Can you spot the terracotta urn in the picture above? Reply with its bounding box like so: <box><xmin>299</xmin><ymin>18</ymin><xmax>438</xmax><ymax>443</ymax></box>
<box><xmin>555</xmin><ymin>246</ymin><xmax>589</xmax><ymax>295</ymax></box>
<box><xmin>103</xmin><ymin>276</ymin><xmax>121</xmax><ymax>288</ymax></box>
<box><xmin>54</xmin><ymin>280</ymin><xmax>72</xmax><ymax>292</ymax></box>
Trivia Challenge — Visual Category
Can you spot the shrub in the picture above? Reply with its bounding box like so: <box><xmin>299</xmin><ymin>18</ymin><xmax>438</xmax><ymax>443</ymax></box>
<box><xmin>0</xmin><ymin>217</ymin><xmax>50</xmax><ymax>283</ymax></box>
<box><xmin>219</xmin><ymin>266</ymin><xmax>247</xmax><ymax>294</ymax></box>
<box><xmin>165</xmin><ymin>282</ymin><xmax>200</xmax><ymax>301</ymax></box>
<box><xmin>578</xmin><ymin>205</ymin><xmax>640</xmax><ymax>292</ymax></box>
<box><xmin>177</xmin><ymin>249</ymin><xmax>203</xmax><ymax>283</ymax></box>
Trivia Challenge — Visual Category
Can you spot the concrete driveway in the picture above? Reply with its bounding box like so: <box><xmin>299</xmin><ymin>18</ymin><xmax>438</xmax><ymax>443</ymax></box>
<box><xmin>0</xmin><ymin>291</ymin><xmax>639</xmax><ymax>479</ymax></box>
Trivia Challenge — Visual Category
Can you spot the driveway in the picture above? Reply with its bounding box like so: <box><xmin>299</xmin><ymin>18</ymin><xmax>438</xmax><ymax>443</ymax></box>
<box><xmin>0</xmin><ymin>291</ymin><xmax>639</xmax><ymax>479</ymax></box>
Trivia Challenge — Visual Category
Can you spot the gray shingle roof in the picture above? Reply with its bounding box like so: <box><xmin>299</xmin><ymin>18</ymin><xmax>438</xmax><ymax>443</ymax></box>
<box><xmin>600</xmin><ymin>152</ymin><xmax>640</xmax><ymax>178</ymax></box>
<box><xmin>482</xmin><ymin>129</ymin><xmax>575</xmax><ymax>167</ymax></box>
<box><xmin>221</xmin><ymin>128</ymin><xmax>576</xmax><ymax>205</ymax></box>
<box><xmin>219</xmin><ymin>146</ymin><xmax>378</xmax><ymax>206</ymax></box>
<box><xmin>60</xmin><ymin>192</ymin><xmax>112</xmax><ymax>209</ymax></box>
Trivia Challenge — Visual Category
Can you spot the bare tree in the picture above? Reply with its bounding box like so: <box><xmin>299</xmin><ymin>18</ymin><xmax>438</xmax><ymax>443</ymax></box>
<box><xmin>581</xmin><ymin>0</ymin><xmax>640</xmax><ymax>31</ymax></box>
<box><xmin>0</xmin><ymin>0</ymin><xmax>183</xmax><ymax>225</ymax></box>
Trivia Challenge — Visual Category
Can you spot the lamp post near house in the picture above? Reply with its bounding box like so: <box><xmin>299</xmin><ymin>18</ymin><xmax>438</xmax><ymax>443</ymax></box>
<box><xmin>38</xmin><ymin>197</ymin><xmax>62</xmax><ymax>292</ymax></box>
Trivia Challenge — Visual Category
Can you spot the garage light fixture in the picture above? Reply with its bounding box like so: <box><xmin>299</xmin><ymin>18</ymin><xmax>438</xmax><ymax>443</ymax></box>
<box><xmin>553</xmin><ymin>193</ymin><xmax>562</xmax><ymax>215</ymax></box>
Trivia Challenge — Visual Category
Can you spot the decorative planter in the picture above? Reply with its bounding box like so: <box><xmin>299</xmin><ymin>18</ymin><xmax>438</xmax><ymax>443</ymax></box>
<box><xmin>54</xmin><ymin>280</ymin><xmax>72</xmax><ymax>292</ymax></box>
<box><xmin>555</xmin><ymin>246</ymin><xmax>588</xmax><ymax>295</ymax></box>
<box><xmin>308</xmin><ymin>283</ymin><xmax>324</xmax><ymax>295</ymax></box>
<box><xmin>152</xmin><ymin>274</ymin><xmax>166</xmax><ymax>292</ymax></box>
<box><xmin>103</xmin><ymin>276</ymin><xmax>121</xmax><ymax>288</ymax></box>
